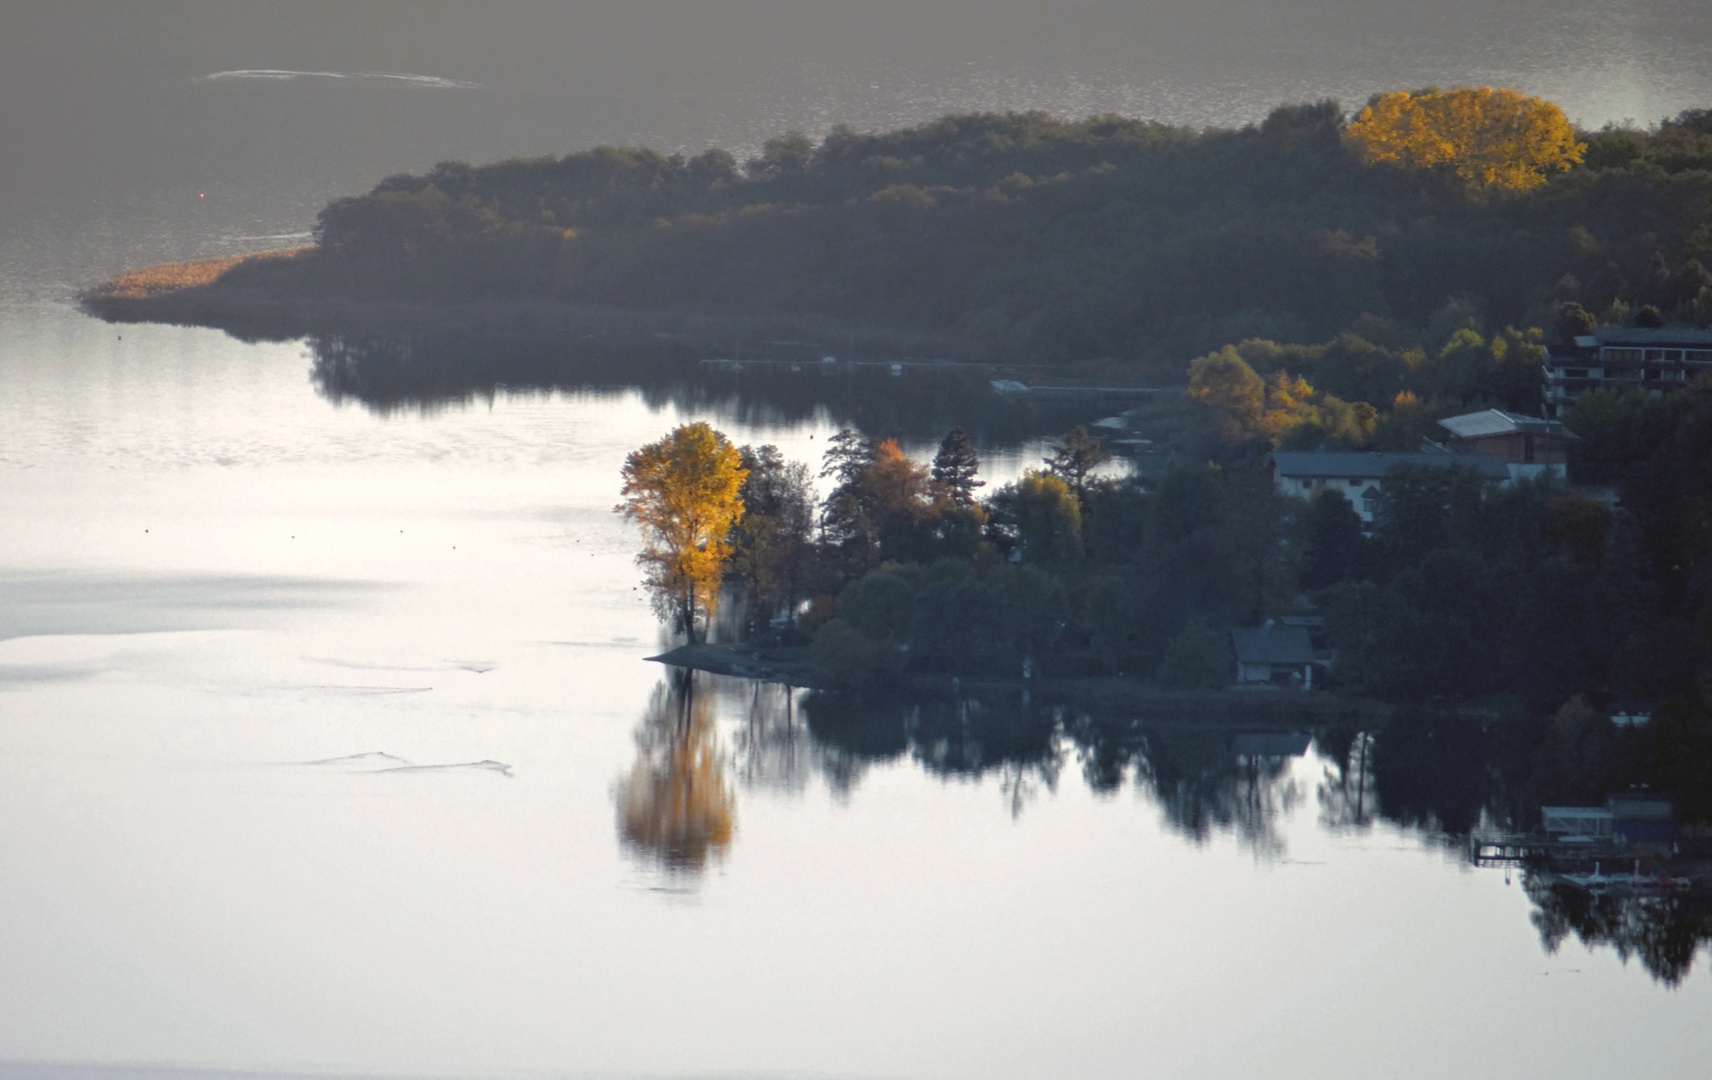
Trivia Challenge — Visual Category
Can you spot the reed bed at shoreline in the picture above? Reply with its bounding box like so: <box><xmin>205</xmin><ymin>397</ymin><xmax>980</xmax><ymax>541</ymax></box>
<box><xmin>89</xmin><ymin>248</ymin><xmax>311</xmax><ymax>299</ymax></box>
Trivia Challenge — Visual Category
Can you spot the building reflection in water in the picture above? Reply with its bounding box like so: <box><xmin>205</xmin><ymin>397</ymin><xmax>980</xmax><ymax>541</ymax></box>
<box><xmin>1526</xmin><ymin>872</ymin><xmax>1712</xmax><ymax>987</ymax></box>
<box><xmin>615</xmin><ymin>671</ymin><xmax>736</xmax><ymax>876</ymax></box>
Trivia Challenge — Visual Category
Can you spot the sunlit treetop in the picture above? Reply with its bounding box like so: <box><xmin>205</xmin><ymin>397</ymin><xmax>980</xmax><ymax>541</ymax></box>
<box><xmin>1344</xmin><ymin>86</ymin><xmax>1586</xmax><ymax>191</ymax></box>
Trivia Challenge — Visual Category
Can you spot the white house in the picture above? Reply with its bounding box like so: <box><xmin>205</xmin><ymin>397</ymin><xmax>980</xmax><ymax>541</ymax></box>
<box><xmin>1271</xmin><ymin>451</ymin><xmax>1511</xmax><ymax>524</ymax></box>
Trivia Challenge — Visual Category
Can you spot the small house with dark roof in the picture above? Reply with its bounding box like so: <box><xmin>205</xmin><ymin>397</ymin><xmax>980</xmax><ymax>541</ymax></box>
<box><xmin>1434</xmin><ymin>409</ymin><xmax>1576</xmax><ymax>482</ymax></box>
<box><xmin>1231</xmin><ymin>623</ymin><xmax>1316</xmax><ymax>688</ymax></box>
<box><xmin>1271</xmin><ymin>450</ymin><xmax>1511</xmax><ymax>525</ymax></box>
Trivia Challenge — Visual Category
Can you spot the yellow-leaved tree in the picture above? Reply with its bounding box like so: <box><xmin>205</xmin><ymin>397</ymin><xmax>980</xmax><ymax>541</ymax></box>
<box><xmin>617</xmin><ymin>422</ymin><xmax>747</xmax><ymax>643</ymax></box>
<box><xmin>1345</xmin><ymin>86</ymin><xmax>1585</xmax><ymax>191</ymax></box>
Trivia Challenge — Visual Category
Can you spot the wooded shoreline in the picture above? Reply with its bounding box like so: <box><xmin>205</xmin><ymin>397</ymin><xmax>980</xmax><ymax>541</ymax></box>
<box><xmin>649</xmin><ymin>641</ymin><xmax>1401</xmax><ymax>726</ymax></box>
<box><xmin>79</xmin><ymin>252</ymin><xmax>972</xmax><ymax>355</ymax></box>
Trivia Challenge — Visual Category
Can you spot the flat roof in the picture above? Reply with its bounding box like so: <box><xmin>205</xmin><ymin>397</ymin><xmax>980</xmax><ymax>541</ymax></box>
<box><xmin>1586</xmin><ymin>327</ymin><xmax>1712</xmax><ymax>347</ymax></box>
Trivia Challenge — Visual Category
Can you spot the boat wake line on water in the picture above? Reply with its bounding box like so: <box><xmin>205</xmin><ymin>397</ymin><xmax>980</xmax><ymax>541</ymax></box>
<box><xmin>291</xmin><ymin>751</ymin><xmax>513</xmax><ymax>777</ymax></box>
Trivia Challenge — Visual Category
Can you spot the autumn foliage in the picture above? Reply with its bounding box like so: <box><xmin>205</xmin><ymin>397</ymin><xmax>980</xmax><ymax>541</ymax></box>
<box><xmin>617</xmin><ymin>422</ymin><xmax>747</xmax><ymax>642</ymax></box>
<box><xmin>1344</xmin><ymin>86</ymin><xmax>1584</xmax><ymax>190</ymax></box>
<box><xmin>90</xmin><ymin>249</ymin><xmax>310</xmax><ymax>298</ymax></box>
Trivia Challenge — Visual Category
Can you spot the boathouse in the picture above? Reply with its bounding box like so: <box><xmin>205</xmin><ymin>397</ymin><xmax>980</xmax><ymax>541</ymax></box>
<box><xmin>1230</xmin><ymin>623</ymin><xmax>1316</xmax><ymax>688</ymax></box>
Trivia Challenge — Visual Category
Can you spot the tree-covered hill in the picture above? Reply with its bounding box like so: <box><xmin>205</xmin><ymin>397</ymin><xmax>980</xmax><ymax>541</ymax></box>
<box><xmin>199</xmin><ymin>99</ymin><xmax>1712</xmax><ymax>366</ymax></box>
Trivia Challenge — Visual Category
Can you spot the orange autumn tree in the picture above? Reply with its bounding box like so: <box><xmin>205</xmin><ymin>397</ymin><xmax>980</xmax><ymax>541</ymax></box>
<box><xmin>618</xmin><ymin>422</ymin><xmax>747</xmax><ymax>643</ymax></box>
<box><xmin>1345</xmin><ymin>86</ymin><xmax>1585</xmax><ymax>191</ymax></box>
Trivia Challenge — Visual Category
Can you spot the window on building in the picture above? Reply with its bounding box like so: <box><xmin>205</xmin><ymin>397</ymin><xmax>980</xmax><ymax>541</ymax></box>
<box><xmin>1565</xmin><ymin>367</ymin><xmax>1587</xmax><ymax>378</ymax></box>
<box><xmin>1646</xmin><ymin>349</ymin><xmax>1665</xmax><ymax>361</ymax></box>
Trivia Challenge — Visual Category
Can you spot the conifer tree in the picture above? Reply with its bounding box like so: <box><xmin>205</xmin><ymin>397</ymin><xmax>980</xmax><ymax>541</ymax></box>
<box><xmin>931</xmin><ymin>427</ymin><xmax>984</xmax><ymax>507</ymax></box>
<box><xmin>1044</xmin><ymin>426</ymin><xmax>1111</xmax><ymax>503</ymax></box>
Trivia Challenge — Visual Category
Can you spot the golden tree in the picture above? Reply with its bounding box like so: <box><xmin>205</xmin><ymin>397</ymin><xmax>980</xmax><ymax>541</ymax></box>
<box><xmin>617</xmin><ymin>422</ymin><xmax>747</xmax><ymax>643</ymax></box>
<box><xmin>1345</xmin><ymin>86</ymin><xmax>1584</xmax><ymax>190</ymax></box>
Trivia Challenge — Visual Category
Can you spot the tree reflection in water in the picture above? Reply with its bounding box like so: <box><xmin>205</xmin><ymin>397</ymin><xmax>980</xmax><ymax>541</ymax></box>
<box><xmin>802</xmin><ymin>691</ymin><xmax>1064</xmax><ymax>817</ymax></box>
<box><xmin>1316</xmin><ymin>728</ymin><xmax>1378</xmax><ymax>832</ymax></box>
<box><xmin>306</xmin><ymin>331</ymin><xmax>1098</xmax><ymax>443</ymax></box>
<box><xmin>615</xmin><ymin>670</ymin><xmax>736</xmax><ymax>876</ymax></box>
<box><xmin>616</xmin><ymin>674</ymin><xmax>1712</xmax><ymax>981</ymax></box>
<box><xmin>721</xmin><ymin>679</ymin><xmax>824</xmax><ymax>798</ymax></box>
<box><xmin>1526</xmin><ymin>875</ymin><xmax>1712</xmax><ymax>987</ymax></box>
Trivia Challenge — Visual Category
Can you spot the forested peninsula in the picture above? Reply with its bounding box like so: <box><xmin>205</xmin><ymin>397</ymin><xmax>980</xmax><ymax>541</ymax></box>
<box><xmin>85</xmin><ymin>91</ymin><xmax>1712</xmax><ymax>371</ymax></box>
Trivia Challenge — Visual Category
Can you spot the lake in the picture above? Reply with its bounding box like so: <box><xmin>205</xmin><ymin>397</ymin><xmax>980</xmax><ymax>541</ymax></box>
<box><xmin>5</xmin><ymin>7</ymin><xmax>1712</xmax><ymax>1074</ymax></box>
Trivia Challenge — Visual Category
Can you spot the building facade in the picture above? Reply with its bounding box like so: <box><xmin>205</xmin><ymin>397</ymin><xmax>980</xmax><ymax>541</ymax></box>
<box><xmin>1432</xmin><ymin>409</ymin><xmax>1576</xmax><ymax>482</ymax></box>
<box><xmin>1544</xmin><ymin>327</ymin><xmax>1712</xmax><ymax>418</ymax></box>
<box><xmin>1272</xmin><ymin>450</ymin><xmax>1511</xmax><ymax>525</ymax></box>
<box><xmin>1230</xmin><ymin>624</ymin><xmax>1316</xmax><ymax>688</ymax></box>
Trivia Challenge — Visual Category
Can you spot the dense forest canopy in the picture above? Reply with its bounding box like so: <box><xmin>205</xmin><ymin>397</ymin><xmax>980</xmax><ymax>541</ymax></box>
<box><xmin>220</xmin><ymin>90</ymin><xmax>1712</xmax><ymax>370</ymax></box>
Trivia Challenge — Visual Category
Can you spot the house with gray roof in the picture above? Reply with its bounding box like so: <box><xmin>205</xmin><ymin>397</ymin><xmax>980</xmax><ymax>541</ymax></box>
<box><xmin>1230</xmin><ymin>623</ymin><xmax>1317</xmax><ymax>688</ymax></box>
<box><xmin>1433</xmin><ymin>409</ymin><xmax>1576</xmax><ymax>482</ymax></box>
<box><xmin>1271</xmin><ymin>450</ymin><xmax>1510</xmax><ymax>525</ymax></box>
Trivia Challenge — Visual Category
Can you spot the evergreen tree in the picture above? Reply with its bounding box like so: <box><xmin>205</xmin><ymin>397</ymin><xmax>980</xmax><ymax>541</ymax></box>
<box><xmin>931</xmin><ymin>427</ymin><xmax>984</xmax><ymax>507</ymax></box>
<box><xmin>1044</xmin><ymin>426</ymin><xmax>1112</xmax><ymax>503</ymax></box>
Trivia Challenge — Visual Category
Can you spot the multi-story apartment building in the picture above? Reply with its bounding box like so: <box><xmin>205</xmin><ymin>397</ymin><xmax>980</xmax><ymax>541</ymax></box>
<box><xmin>1544</xmin><ymin>327</ymin><xmax>1712</xmax><ymax>418</ymax></box>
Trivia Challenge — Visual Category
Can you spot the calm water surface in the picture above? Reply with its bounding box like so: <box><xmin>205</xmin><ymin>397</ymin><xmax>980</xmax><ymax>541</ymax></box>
<box><xmin>4</xmin><ymin>219</ymin><xmax>1709</xmax><ymax>1080</ymax></box>
<box><xmin>6</xmin><ymin>10</ymin><xmax>1712</xmax><ymax>1071</ymax></box>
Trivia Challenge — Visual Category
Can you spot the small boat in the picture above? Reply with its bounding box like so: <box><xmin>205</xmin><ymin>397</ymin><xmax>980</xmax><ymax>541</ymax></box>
<box><xmin>1561</xmin><ymin>862</ymin><xmax>1611</xmax><ymax>890</ymax></box>
<box><xmin>1628</xmin><ymin>861</ymin><xmax>1680</xmax><ymax>891</ymax></box>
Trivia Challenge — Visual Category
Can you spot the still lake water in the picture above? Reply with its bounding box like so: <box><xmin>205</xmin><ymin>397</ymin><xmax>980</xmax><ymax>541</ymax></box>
<box><xmin>5</xmin><ymin>214</ymin><xmax>1710</xmax><ymax>1080</ymax></box>
<box><xmin>7</xmin><ymin>8</ymin><xmax>1712</xmax><ymax>1072</ymax></box>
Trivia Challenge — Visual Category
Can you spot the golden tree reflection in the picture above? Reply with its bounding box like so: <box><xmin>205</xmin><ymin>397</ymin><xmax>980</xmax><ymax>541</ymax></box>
<box><xmin>616</xmin><ymin>671</ymin><xmax>735</xmax><ymax>875</ymax></box>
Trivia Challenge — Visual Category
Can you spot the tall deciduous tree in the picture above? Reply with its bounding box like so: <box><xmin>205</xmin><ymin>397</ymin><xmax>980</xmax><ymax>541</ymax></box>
<box><xmin>1344</xmin><ymin>86</ymin><xmax>1585</xmax><ymax>191</ymax></box>
<box><xmin>989</xmin><ymin>469</ymin><xmax>1084</xmax><ymax>563</ymax></box>
<box><xmin>732</xmin><ymin>444</ymin><xmax>817</xmax><ymax>630</ymax></box>
<box><xmin>617</xmin><ymin>422</ymin><xmax>747</xmax><ymax>643</ymax></box>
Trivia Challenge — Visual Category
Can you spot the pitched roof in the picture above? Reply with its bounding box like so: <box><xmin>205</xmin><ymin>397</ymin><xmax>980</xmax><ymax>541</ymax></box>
<box><xmin>1438</xmin><ymin>408</ymin><xmax>1576</xmax><ymax>440</ymax></box>
<box><xmin>1272</xmin><ymin>450</ymin><xmax>1510</xmax><ymax>481</ymax></box>
<box><xmin>1230</xmin><ymin>624</ymin><xmax>1316</xmax><ymax>666</ymax></box>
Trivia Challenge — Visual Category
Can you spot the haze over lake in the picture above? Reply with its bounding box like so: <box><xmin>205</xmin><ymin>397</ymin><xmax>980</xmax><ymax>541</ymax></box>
<box><xmin>4</xmin><ymin>4</ymin><xmax>1712</xmax><ymax>1079</ymax></box>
